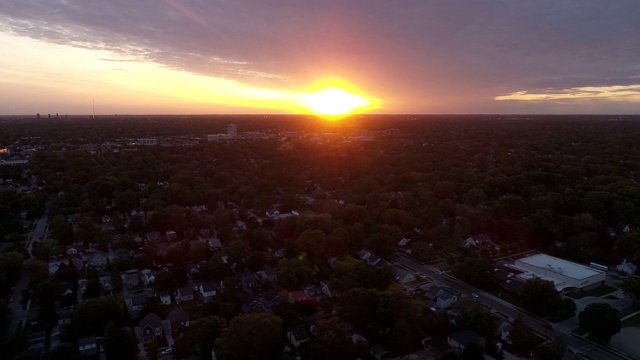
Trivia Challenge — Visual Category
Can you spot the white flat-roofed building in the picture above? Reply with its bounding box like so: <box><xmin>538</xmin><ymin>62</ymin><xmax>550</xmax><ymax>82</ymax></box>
<box><xmin>513</xmin><ymin>254</ymin><xmax>605</xmax><ymax>291</ymax></box>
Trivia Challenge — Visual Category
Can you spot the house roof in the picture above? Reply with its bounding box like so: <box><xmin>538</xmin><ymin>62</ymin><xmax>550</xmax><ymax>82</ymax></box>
<box><xmin>289</xmin><ymin>327</ymin><xmax>310</xmax><ymax>342</ymax></box>
<box><xmin>78</xmin><ymin>336</ymin><xmax>96</xmax><ymax>347</ymax></box>
<box><xmin>199</xmin><ymin>281</ymin><xmax>217</xmax><ymax>293</ymax></box>
<box><xmin>168</xmin><ymin>307</ymin><xmax>189</xmax><ymax>324</ymax></box>
<box><xmin>140</xmin><ymin>312</ymin><xmax>162</xmax><ymax>329</ymax></box>
<box><xmin>449</xmin><ymin>329</ymin><xmax>485</xmax><ymax>346</ymax></box>
<box><xmin>178</xmin><ymin>285</ymin><xmax>194</xmax><ymax>296</ymax></box>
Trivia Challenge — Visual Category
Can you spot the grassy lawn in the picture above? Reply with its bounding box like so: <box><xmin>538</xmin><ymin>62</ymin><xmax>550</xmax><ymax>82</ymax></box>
<box><xmin>572</xmin><ymin>327</ymin><xmax>589</xmax><ymax>336</ymax></box>
<box><xmin>566</xmin><ymin>285</ymin><xmax>616</xmax><ymax>299</ymax></box>
<box><xmin>622</xmin><ymin>312</ymin><xmax>640</xmax><ymax>327</ymax></box>
<box><xmin>619</xmin><ymin>305</ymin><xmax>640</xmax><ymax>318</ymax></box>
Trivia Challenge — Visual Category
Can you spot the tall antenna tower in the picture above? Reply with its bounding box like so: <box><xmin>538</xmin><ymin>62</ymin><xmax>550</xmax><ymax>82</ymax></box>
<box><xmin>92</xmin><ymin>99</ymin><xmax>96</xmax><ymax>119</ymax></box>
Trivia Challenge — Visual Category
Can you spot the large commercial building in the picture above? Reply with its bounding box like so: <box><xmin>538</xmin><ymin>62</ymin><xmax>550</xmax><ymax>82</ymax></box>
<box><xmin>512</xmin><ymin>254</ymin><xmax>605</xmax><ymax>291</ymax></box>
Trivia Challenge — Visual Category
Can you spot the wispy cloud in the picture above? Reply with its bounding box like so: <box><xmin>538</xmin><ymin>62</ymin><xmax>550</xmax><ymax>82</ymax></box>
<box><xmin>495</xmin><ymin>85</ymin><xmax>640</xmax><ymax>103</ymax></box>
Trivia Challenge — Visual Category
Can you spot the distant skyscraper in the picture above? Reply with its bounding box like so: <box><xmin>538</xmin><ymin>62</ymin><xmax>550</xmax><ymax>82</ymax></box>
<box><xmin>227</xmin><ymin>124</ymin><xmax>237</xmax><ymax>137</ymax></box>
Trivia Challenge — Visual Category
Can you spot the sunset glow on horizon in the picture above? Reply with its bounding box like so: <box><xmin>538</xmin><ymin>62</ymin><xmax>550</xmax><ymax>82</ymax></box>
<box><xmin>2</xmin><ymin>1</ymin><xmax>640</xmax><ymax>115</ymax></box>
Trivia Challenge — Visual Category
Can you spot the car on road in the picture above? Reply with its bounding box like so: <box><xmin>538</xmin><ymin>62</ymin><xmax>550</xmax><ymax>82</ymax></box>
<box><xmin>161</xmin><ymin>348</ymin><xmax>172</xmax><ymax>355</ymax></box>
<box><xmin>471</xmin><ymin>292</ymin><xmax>479</xmax><ymax>299</ymax></box>
<box><xmin>7</xmin><ymin>296</ymin><xmax>14</xmax><ymax>303</ymax></box>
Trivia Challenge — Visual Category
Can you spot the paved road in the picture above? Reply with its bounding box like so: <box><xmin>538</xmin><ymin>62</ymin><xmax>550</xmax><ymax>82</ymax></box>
<box><xmin>3</xmin><ymin>214</ymin><xmax>48</xmax><ymax>342</ymax></box>
<box><xmin>393</xmin><ymin>253</ymin><xmax>635</xmax><ymax>360</ymax></box>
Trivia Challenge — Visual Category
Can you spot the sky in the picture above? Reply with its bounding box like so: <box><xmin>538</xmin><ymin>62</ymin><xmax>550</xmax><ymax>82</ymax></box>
<box><xmin>1</xmin><ymin>0</ymin><xmax>640</xmax><ymax>115</ymax></box>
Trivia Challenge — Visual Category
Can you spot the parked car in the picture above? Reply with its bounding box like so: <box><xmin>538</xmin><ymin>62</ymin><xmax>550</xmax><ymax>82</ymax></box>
<box><xmin>161</xmin><ymin>348</ymin><xmax>172</xmax><ymax>355</ymax></box>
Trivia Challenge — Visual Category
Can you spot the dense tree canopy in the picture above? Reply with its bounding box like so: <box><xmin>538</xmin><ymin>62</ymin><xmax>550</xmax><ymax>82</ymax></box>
<box><xmin>579</xmin><ymin>303</ymin><xmax>621</xmax><ymax>343</ymax></box>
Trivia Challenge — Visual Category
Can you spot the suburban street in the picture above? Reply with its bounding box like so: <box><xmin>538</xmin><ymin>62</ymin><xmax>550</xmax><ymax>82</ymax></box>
<box><xmin>3</xmin><ymin>214</ymin><xmax>48</xmax><ymax>343</ymax></box>
<box><xmin>393</xmin><ymin>253</ymin><xmax>635</xmax><ymax>360</ymax></box>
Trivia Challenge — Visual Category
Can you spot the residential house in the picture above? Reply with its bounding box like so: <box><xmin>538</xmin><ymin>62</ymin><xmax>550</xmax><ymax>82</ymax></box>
<box><xmin>57</xmin><ymin>309</ymin><xmax>73</xmax><ymax>325</ymax></box>
<box><xmin>435</xmin><ymin>288</ymin><xmax>458</xmax><ymax>309</ymax></box>
<box><xmin>66</xmin><ymin>247</ymin><xmax>79</xmax><ymax>255</ymax></box>
<box><xmin>393</xmin><ymin>267</ymin><xmax>416</xmax><ymax>284</ymax></box>
<box><xmin>176</xmin><ymin>285</ymin><xmax>194</xmax><ymax>302</ymax></box>
<box><xmin>303</xmin><ymin>285</ymin><xmax>324</xmax><ymax>302</ymax></box>
<box><xmin>87</xmin><ymin>253</ymin><xmax>108</xmax><ymax>269</ymax></box>
<box><xmin>357</xmin><ymin>249</ymin><xmax>372</xmax><ymax>261</ymax></box>
<box><xmin>123</xmin><ymin>289</ymin><xmax>154</xmax><ymax>317</ymax></box>
<box><xmin>101</xmin><ymin>215</ymin><xmax>111</xmax><ymax>224</ymax></box>
<box><xmin>257</xmin><ymin>268</ymin><xmax>278</xmax><ymax>285</ymax></box>
<box><xmin>78</xmin><ymin>336</ymin><xmax>97</xmax><ymax>355</ymax></box>
<box><xmin>398</xmin><ymin>237</ymin><xmax>411</xmax><ymax>247</ymax></box>
<box><xmin>131</xmin><ymin>208</ymin><xmax>145</xmax><ymax>218</ymax></box>
<box><xmin>198</xmin><ymin>281</ymin><xmax>217</xmax><ymax>300</ymax></box>
<box><xmin>242</xmin><ymin>291</ymin><xmax>281</xmax><ymax>313</ymax></box>
<box><xmin>166</xmin><ymin>230</ymin><xmax>178</xmax><ymax>241</ymax></box>
<box><xmin>60</xmin><ymin>282</ymin><xmax>75</xmax><ymax>297</ymax></box>
<box><xmin>422</xmin><ymin>337</ymin><xmax>452</xmax><ymax>358</ymax></box>
<box><xmin>461</xmin><ymin>237</ymin><xmax>478</xmax><ymax>248</ymax></box>
<box><xmin>146</xmin><ymin>231</ymin><xmax>161</xmax><ymax>243</ymax></box>
<box><xmin>69</xmin><ymin>255</ymin><xmax>84</xmax><ymax>270</ymax></box>
<box><xmin>286</xmin><ymin>327</ymin><xmax>310</xmax><ymax>348</ymax></box>
<box><xmin>140</xmin><ymin>269</ymin><xmax>156</xmax><ymax>286</ymax></box>
<box><xmin>241</xmin><ymin>272</ymin><xmax>258</xmax><ymax>293</ymax></box>
<box><xmin>168</xmin><ymin>307</ymin><xmax>190</xmax><ymax>336</ymax></box>
<box><xmin>447</xmin><ymin>330</ymin><xmax>486</xmax><ymax>352</ymax></box>
<box><xmin>617</xmin><ymin>259</ymin><xmax>638</xmax><ymax>275</ymax></box>
<box><xmin>370</xmin><ymin>344</ymin><xmax>391</xmax><ymax>360</ymax></box>
<box><xmin>288</xmin><ymin>290</ymin><xmax>313</xmax><ymax>304</ymax></box>
<box><xmin>496</xmin><ymin>319</ymin><xmax>513</xmax><ymax>343</ymax></box>
<box><xmin>140</xmin><ymin>313</ymin><xmax>163</xmax><ymax>345</ymax></box>
<box><xmin>207</xmin><ymin>236</ymin><xmax>222</xmax><ymax>250</ymax></box>
<box><xmin>121</xmin><ymin>270</ymin><xmax>141</xmax><ymax>289</ymax></box>
<box><xmin>98</xmin><ymin>274</ymin><xmax>113</xmax><ymax>292</ymax></box>
<box><xmin>158</xmin><ymin>291</ymin><xmax>172</xmax><ymax>305</ymax></box>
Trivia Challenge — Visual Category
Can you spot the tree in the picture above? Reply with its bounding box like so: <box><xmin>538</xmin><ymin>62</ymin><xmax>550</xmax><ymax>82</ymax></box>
<box><xmin>390</xmin><ymin>319</ymin><xmax>414</xmax><ymax>356</ymax></box>
<box><xmin>535</xmin><ymin>337</ymin><xmax>566</xmax><ymax>360</ymax></box>
<box><xmin>0</xmin><ymin>251</ymin><xmax>24</xmax><ymax>284</ymax></box>
<box><xmin>215</xmin><ymin>313</ymin><xmax>283</xmax><ymax>360</ymax></box>
<box><xmin>330</xmin><ymin>257</ymin><xmax>393</xmax><ymax>292</ymax></box>
<box><xmin>154</xmin><ymin>270</ymin><xmax>178</xmax><ymax>291</ymax></box>
<box><xmin>509</xmin><ymin>318</ymin><xmax>537</xmax><ymax>349</ymax></box>
<box><xmin>620</xmin><ymin>276</ymin><xmax>640</xmax><ymax>304</ymax></box>
<box><xmin>71</xmin><ymin>296</ymin><xmax>129</xmax><ymax>337</ymax></box>
<box><xmin>453</xmin><ymin>257</ymin><xmax>496</xmax><ymax>289</ymax></box>
<box><xmin>520</xmin><ymin>278</ymin><xmax>564</xmax><ymax>318</ymax></box>
<box><xmin>462</xmin><ymin>342</ymin><xmax>485</xmax><ymax>360</ymax></box>
<box><xmin>579</xmin><ymin>303</ymin><xmax>621</xmax><ymax>343</ymax></box>
<box><xmin>38</xmin><ymin>306</ymin><xmax>59</xmax><ymax>329</ymax></box>
<box><xmin>25</xmin><ymin>259</ymin><xmax>49</xmax><ymax>286</ymax></box>
<box><xmin>188</xmin><ymin>316</ymin><xmax>222</xmax><ymax>360</ymax></box>
<box><xmin>277</xmin><ymin>258</ymin><xmax>315</xmax><ymax>289</ymax></box>
<box><xmin>147</xmin><ymin>340</ymin><xmax>159</xmax><ymax>360</ymax></box>
<box><xmin>0</xmin><ymin>300</ymin><xmax>10</xmax><ymax>336</ymax></box>
<box><xmin>35</xmin><ymin>281</ymin><xmax>62</xmax><ymax>307</ymax></box>
<box><xmin>103</xmin><ymin>321</ymin><xmax>138</xmax><ymax>360</ymax></box>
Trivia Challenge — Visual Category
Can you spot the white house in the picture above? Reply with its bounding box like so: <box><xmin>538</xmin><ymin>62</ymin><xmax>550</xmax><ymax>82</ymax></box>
<box><xmin>617</xmin><ymin>259</ymin><xmax>638</xmax><ymax>275</ymax></box>
<box><xmin>393</xmin><ymin>266</ymin><xmax>416</xmax><ymax>284</ymax></box>
<box><xmin>158</xmin><ymin>291</ymin><xmax>172</xmax><ymax>305</ymax></box>
<box><xmin>287</xmin><ymin>327</ymin><xmax>310</xmax><ymax>348</ymax></box>
<box><xmin>199</xmin><ymin>282</ymin><xmax>217</xmax><ymax>299</ymax></box>
<box><xmin>435</xmin><ymin>288</ymin><xmax>458</xmax><ymax>309</ymax></box>
<box><xmin>447</xmin><ymin>330</ymin><xmax>485</xmax><ymax>352</ymax></box>
<box><xmin>78</xmin><ymin>336</ymin><xmax>97</xmax><ymax>355</ymax></box>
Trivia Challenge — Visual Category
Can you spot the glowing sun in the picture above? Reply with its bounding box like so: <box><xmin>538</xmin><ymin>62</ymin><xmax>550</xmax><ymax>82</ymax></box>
<box><xmin>302</xmin><ymin>87</ymin><xmax>370</xmax><ymax>117</ymax></box>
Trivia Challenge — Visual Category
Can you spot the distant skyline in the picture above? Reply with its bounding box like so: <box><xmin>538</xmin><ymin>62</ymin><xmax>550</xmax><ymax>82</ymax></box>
<box><xmin>1</xmin><ymin>1</ymin><xmax>640</xmax><ymax>115</ymax></box>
